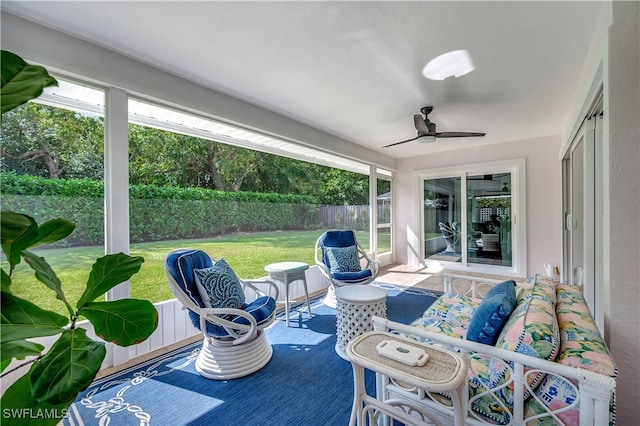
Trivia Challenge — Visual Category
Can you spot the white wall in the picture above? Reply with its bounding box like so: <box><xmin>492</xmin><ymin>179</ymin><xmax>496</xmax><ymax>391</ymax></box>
<box><xmin>394</xmin><ymin>136</ymin><xmax>562</xmax><ymax>278</ymax></box>
<box><xmin>606</xmin><ymin>1</ymin><xmax>640</xmax><ymax>422</ymax></box>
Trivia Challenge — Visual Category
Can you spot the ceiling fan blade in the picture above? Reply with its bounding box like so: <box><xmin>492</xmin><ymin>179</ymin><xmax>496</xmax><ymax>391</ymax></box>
<box><xmin>382</xmin><ymin>135</ymin><xmax>422</xmax><ymax>148</ymax></box>
<box><xmin>435</xmin><ymin>131</ymin><xmax>486</xmax><ymax>138</ymax></box>
<box><xmin>414</xmin><ymin>114</ymin><xmax>431</xmax><ymax>135</ymax></box>
<box><xmin>386</xmin><ymin>106</ymin><xmax>486</xmax><ymax>147</ymax></box>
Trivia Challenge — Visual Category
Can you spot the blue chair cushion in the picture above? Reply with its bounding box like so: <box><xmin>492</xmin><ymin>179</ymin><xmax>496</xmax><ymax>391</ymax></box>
<box><xmin>332</xmin><ymin>269</ymin><xmax>373</xmax><ymax>283</ymax></box>
<box><xmin>325</xmin><ymin>245</ymin><xmax>361</xmax><ymax>273</ymax></box>
<box><xmin>467</xmin><ymin>280</ymin><xmax>517</xmax><ymax>345</ymax></box>
<box><xmin>194</xmin><ymin>258</ymin><xmax>246</xmax><ymax>309</ymax></box>
<box><xmin>322</xmin><ymin>230</ymin><xmax>357</xmax><ymax>248</ymax></box>
<box><xmin>166</xmin><ymin>249</ymin><xmax>214</xmax><ymax>308</ymax></box>
<box><xmin>202</xmin><ymin>296</ymin><xmax>277</xmax><ymax>337</ymax></box>
<box><xmin>320</xmin><ymin>230</ymin><xmax>358</xmax><ymax>269</ymax></box>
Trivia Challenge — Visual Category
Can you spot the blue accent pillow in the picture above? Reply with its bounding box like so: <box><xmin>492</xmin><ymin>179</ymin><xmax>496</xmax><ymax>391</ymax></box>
<box><xmin>325</xmin><ymin>245</ymin><xmax>361</xmax><ymax>273</ymax></box>
<box><xmin>193</xmin><ymin>258</ymin><xmax>246</xmax><ymax>310</ymax></box>
<box><xmin>467</xmin><ymin>280</ymin><xmax>517</xmax><ymax>345</ymax></box>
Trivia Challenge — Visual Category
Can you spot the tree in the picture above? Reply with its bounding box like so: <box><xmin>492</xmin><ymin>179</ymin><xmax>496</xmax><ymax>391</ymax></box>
<box><xmin>0</xmin><ymin>103</ymin><xmax>103</xmax><ymax>179</ymax></box>
<box><xmin>320</xmin><ymin>168</ymin><xmax>369</xmax><ymax>205</ymax></box>
<box><xmin>2</xmin><ymin>101</ymin><xmax>371</xmax><ymax>205</ymax></box>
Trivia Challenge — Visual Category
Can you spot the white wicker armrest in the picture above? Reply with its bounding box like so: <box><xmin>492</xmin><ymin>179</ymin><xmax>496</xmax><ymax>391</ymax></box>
<box><xmin>199</xmin><ymin>307</ymin><xmax>258</xmax><ymax>344</ymax></box>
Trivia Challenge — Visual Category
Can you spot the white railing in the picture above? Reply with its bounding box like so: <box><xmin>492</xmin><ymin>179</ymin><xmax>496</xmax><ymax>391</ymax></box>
<box><xmin>443</xmin><ymin>273</ymin><xmax>522</xmax><ymax>298</ymax></box>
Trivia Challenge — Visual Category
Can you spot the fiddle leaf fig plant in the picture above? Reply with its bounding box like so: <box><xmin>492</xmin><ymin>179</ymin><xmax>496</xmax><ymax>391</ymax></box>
<box><xmin>0</xmin><ymin>211</ymin><xmax>158</xmax><ymax>424</ymax></box>
<box><xmin>1</xmin><ymin>50</ymin><xmax>58</xmax><ymax>117</ymax></box>
<box><xmin>0</xmin><ymin>51</ymin><xmax>159</xmax><ymax>425</ymax></box>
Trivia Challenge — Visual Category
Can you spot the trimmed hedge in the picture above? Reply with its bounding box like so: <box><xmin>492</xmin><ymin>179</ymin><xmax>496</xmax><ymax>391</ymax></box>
<box><xmin>1</xmin><ymin>172</ymin><xmax>319</xmax><ymax>204</ymax></box>
<box><xmin>1</xmin><ymin>173</ymin><xmax>321</xmax><ymax>246</ymax></box>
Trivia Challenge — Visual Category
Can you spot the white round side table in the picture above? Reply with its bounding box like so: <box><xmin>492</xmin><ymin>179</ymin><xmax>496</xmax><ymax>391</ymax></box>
<box><xmin>334</xmin><ymin>285</ymin><xmax>387</xmax><ymax>360</ymax></box>
<box><xmin>264</xmin><ymin>261</ymin><xmax>311</xmax><ymax>327</ymax></box>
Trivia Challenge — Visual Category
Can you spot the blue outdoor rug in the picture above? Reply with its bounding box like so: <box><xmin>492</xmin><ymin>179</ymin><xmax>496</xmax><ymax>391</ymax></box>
<box><xmin>64</xmin><ymin>284</ymin><xmax>442</xmax><ymax>426</ymax></box>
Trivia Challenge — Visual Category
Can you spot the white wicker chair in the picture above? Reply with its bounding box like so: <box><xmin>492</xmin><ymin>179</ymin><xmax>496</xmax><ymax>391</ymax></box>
<box><xmin>439</xmin><ymin>221</ymin><xmax>461</xmax><ymax>253</ymax></box>
<box><xmin>315</xmin><ymin>230</ymin><xmax>379</xmax><ymax>308</ymax></box>
<box><xmin>164</xmin><ymin>248</ymin><xmax>279</xmax><ymax>380</ymax></box>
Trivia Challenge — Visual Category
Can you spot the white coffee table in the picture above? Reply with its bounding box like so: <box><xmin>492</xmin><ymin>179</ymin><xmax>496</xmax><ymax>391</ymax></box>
<box><xmin>334</xmin><ymin>285</ymin><xmax>387</xmax><ymax>360</ymax></box>
<box><xmin>264</xmin><ymin>261</ymin><xmax>311</xmax><ymax>327</ymax></box>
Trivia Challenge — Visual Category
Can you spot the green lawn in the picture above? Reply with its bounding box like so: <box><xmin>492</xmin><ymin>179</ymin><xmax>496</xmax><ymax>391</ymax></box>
<box><xmin>4</xmin><ymin>230</ymin><xmax>376</xmax><ymax>317</ymax></box>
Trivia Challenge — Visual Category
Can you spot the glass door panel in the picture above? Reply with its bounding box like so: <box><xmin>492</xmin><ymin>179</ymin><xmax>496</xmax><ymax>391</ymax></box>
<box><xmin>467</xmin><ymin>173</ymin><xmax>512</xmax><ymax>267</ymax></box>
<box><xmin>570</xmin><ymin>139</ymin><xmax>585</xmax><ymax>284</ymax></box>
<box><xmin>424</xmin><ymin>177</ymin><xmax>462</xmax><ymax>262</ymax></box>
<box><xmin>376</xmin><ymin>177</ymin><xmax>392</xmax><ymax>254</ymax></box>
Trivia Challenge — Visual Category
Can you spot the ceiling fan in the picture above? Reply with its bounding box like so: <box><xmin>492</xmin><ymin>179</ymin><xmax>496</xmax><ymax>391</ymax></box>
<box><xmin>383</xmin><ymin>106</ymin><xmax>486</xmax><ymax>148</ymax></box>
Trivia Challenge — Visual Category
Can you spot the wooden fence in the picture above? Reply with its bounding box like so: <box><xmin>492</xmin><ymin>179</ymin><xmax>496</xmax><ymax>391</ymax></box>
<box><xmin>318</xmin><ymin>204</ymin><xmax>391</xmax><ymax>230</ymax></box>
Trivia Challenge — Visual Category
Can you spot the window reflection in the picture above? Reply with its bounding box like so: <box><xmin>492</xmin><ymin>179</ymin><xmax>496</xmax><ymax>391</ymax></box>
<box><xmin>423</xmin><ymin>173</ymin><xmax>513</xmax><ymax>268</ymax></box>
<box><xmin>467</xmin><ymin>173</ymin><xmax>512</xmax><ymax>267</ymax></box>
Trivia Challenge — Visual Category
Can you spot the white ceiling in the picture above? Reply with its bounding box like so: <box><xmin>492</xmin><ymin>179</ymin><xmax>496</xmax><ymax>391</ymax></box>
<box><xmin>2</xmin><ymin>1</ymin><xmax>606</xmax><ymax>159</ymax></box>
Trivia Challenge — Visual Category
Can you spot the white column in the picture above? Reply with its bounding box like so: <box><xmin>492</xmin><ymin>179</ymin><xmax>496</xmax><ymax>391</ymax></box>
<box><xmin>104</xmin><ymin>87</ymin><xmax>131</xmax><ymax>366</ymax></box>
<box><xmin>369</xmin><ymin>165</ymin><xmax>377</xmax><ymax>256</ymax></box>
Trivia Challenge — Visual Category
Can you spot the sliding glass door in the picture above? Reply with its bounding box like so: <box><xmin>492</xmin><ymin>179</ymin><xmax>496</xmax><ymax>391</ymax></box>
<box><xmin>421</xmin><ymin>160</ymin><xmax>525</xmax><ymax>275</ymax></box>
<box><xmin>563</xmin><ymin>108</ymin><xmax>602</xmax><ymax>324</ymax></box>
<box><xmin>424</xmin><ymin>177</ymin><xmax>462</xmax><ymax>262</ymax></box>
<box><xmin>466</xmin><ymin>173</ymin><xmax>513</xmax><ymax>267</ymax></box>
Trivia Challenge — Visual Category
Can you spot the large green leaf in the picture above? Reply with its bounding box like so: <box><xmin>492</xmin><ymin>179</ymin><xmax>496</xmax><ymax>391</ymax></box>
<box><xmin>2</xmin><ymin>268</ymin><xmax>11</xmax><ymax>292</ymax></box>
<box><xmin>33</xmin><ymin>218</ymin><xmax>75</xmax><ymax>248</ymax></box>
<box><xmin>1</xmin><ymin>50</ymin><xmax>58</xmax><ymax>115</ymax></box>
<box><xmin>0</xmin><ymin>292</ymin><xmax>68</xmax><ymax>343</ymax></box>
<box><xmin>1</xmin><ymin>368</ymin><xmax>73</xmax><ymax>426</ymax></box>
<box><xmin>30</xmin><ymin>328</ymin><xmax>105</xmax><ymax>405</ymax></box>
<box><xmin>1</xmin><ymin>211</ymin><xmax>38</xmax><ymax>269</ymax></box>
<box><xmin>0</xmin><ymin>210</ymin><xmax>33</xmax><ymax>244</ymax></box>
<box><xmin>1</xmin><ymin>339</ymin><xmax>44</xmax><ymax>362</ymax></box>
<box><xmin>22</xmin><ymin>251</ymin><xmax>72</xmax><ymax>314</ymax></box>
<box><xmin>76</xmin><ymin>253</ymin><xmax>144</xmax><ymax>307</ymax></box>
<box><xmin>79</xmin><ymin>299</ymin><xmax>158</xmax><ymax>346</ymax></box>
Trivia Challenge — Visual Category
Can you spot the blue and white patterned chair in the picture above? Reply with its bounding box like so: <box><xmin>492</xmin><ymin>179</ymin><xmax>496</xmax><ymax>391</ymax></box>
<box><xmin>315</xmin><ymin>230</ymin><xmax>379</xmax><ymax>308</ymax></box>
<box><xmin>164</xmin><ymin>248</ymin><xmax>279</xmax><ymax>380</ymax></box>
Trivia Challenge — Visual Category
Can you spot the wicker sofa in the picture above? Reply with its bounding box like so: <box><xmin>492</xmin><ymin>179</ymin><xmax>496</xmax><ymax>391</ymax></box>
<box><xmin>371</xmin><ymin>274</ymin><xmax>617</xmax><ymax>425</ymax></box>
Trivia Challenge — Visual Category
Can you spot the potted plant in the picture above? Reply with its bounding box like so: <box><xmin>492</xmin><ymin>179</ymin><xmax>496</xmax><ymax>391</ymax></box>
<box><xmin>1</xmin><ymin>50</ymin><xmax>159</xmax><ymax>425</ymax></box>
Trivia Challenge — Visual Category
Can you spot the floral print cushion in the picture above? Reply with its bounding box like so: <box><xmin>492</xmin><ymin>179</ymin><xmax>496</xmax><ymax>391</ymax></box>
<box><xmin>524</xmin><ymin>284</ymin><xmax>616</xmax><ymax>426</ymax></box>
<box><xmin>525</xmin><ymin>374</ymin><xmax>580</xmax><ymax>426</ymax></box>
<box><xmin>515</xmin><ymin>275</ymin><xmax>536</xmax><ymax>302</ymax></box>
<box><xmin>516</xmin><ymin>274</ymin><xmax>556</xmax><ymax>304</ymax></box>
<box><xmin>467</xmin><ymin>355</ymin><xmax>515</xmax><ymax>425</ymax></box>
<box><xmin>555</xmin><ymin>284</ymin><xmax>615</xmax><ymax>376</ymax></box>
<box><xmin>416</xmin><ymin>281</ymin><xmax>561</xmax><ymax>425</ymax></box>
<box><xmin>556</xmin><ymin>284</ymin><xmax>601</xmax><ymax>341</ymax></box>
<box><xmin>409</xmin><ymin>278</ymin><xmax>615</xmax><ymax>426</ymax></box>
<box><xmin>410</xmin><ymin>293</ymin><xmax>480</xmax><ymax>340</ymax></box>
<box><xmin>489</xmin><ymin>292</ymin><xmax>560</xmax><ymax>406</ymax></box>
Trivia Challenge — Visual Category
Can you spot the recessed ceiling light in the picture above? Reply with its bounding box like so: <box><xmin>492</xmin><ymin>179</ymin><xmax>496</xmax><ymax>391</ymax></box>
<box><xmin>422</xmin><ymin>49</ymin><xmax>475</xmax><ymax>81</ymax></box>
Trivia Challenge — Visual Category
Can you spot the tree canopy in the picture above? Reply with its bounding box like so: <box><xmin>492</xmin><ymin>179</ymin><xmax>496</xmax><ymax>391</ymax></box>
<box><xmin>1</xmin><ymin>102</ymin><xmax>370</xmax><ymax>205</ymax></box>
